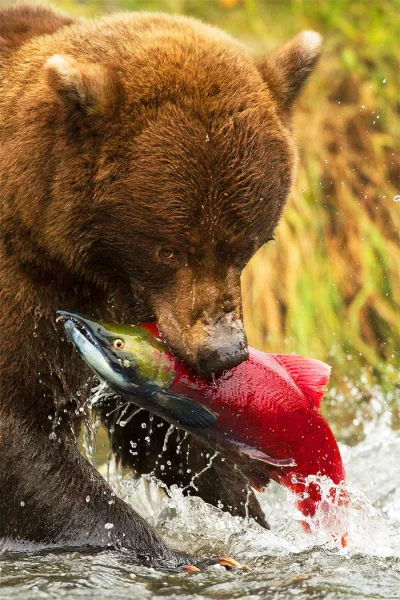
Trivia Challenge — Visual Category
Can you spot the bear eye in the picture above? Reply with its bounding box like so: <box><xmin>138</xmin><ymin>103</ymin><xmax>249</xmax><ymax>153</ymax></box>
<box><xmin>113</xmin><ymin>338</ymin><xmax>125</xmax><ymax>350</ymax></box>
<box><xmin>159</xmin><ymin>247</ymin><xmax>178</xmax><ymax>261</ymax></box>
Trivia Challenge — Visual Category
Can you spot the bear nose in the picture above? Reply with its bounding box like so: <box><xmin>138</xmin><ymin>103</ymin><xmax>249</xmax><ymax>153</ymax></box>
<box><xmin>194</xmin><ymin>315</ymin><xmax>249</xmax><ymax>375</ymax></box>
<box><xmin>197</xmin><ymin>343</ymin><xmax>249</xmax><ymax>375</ymax></box>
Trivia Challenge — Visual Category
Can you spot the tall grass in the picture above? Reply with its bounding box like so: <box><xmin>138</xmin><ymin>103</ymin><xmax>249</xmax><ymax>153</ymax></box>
<box><xmin>28</xmin><ymin>0</ymin><xmax>400</xmax><ymax>402</ymax></box>
<box><xmin>241</xmin><ymin>0</ymin><xmax>400</xmax><ymax>399</ymax></box>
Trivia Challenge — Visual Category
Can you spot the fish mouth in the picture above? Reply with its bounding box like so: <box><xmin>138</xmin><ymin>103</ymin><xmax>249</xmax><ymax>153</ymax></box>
<box><xmin>56</xmin><ymin>310</ymin><xmax>125</xmax><ymax>388</ymax></box>
<box><xmin>56</xmin><ymin>311</ymin><xmax>103</xmax><ymax>352</ymax></box>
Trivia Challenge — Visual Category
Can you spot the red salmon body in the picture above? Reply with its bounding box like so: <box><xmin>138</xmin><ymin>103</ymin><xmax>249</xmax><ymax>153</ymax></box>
<box><xmin>140</xmin><ymin>324</ymin><xmax>345</xmax><ymax>518</ymax></box>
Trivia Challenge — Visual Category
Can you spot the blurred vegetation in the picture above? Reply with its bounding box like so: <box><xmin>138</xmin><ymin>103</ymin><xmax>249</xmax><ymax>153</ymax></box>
<box><xmin>15</xmin><ymin>0</ymin><xmax>400</xmax><ymax>429</ymax></box>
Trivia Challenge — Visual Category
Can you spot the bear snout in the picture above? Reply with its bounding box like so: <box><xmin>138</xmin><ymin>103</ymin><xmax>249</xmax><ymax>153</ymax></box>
<box><xmin>155</xmin><ymin>298</ymin><xmax>249</xmax><ymax>375</ymax></box>
<box><xmin>194</xmin><ymin>314</ymin><xmax>249</xmax><ymax>375</ymax></box>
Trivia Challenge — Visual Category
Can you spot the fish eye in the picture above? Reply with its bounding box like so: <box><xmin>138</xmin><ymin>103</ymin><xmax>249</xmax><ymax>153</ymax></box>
<box><xmin>113</xmin><ymin>338</ymin><xmax>125</xmax><ymax>350</ymax></box>
<box><xmin>159</xmin><ymin>247</ymin><xmax>178</xmax><ymax>261</ymax></box>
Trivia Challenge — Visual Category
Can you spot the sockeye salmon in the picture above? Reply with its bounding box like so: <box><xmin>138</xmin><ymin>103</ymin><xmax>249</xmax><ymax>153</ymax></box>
<box><xmin>57</xmin><ymin>311</ymin><xmax>346</xmax><ymax>522</ymax></box>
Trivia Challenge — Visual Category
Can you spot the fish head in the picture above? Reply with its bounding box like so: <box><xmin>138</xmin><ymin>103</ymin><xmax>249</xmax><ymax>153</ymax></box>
<box><xmin>56</xmin><ymin>311</ymin><xmax>176</xmax><ymax>393</ymax></box>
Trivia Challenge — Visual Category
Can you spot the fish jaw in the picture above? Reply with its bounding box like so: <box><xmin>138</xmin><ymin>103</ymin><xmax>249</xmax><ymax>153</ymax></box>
<box><xmin>60</xmin><ymin>317</ymin><xmax>132</xmax><ymax>392</ymax></box>
<box><xmin>56</xmin><ymin>311</ymin><xmax>146</xmax><ymax>395</ymax></box>
<box><xmin>57</xmin><ymin>311</ymin><xmax>173</xmax><ymax>394</ymax></box>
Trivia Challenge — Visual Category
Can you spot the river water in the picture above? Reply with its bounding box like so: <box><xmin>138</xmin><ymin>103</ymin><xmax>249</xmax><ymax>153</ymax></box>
<box><xmin>1</xmin><ymin>388</ymin><xmax>399</xmax><ymax>600</ymax></box>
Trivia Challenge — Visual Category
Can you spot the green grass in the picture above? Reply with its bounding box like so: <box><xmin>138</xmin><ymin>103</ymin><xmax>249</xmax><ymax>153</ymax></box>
<box><xmin>240</xmin><ymin>0</ymin><xmax>400</xmax><ymax>393</ymax></box>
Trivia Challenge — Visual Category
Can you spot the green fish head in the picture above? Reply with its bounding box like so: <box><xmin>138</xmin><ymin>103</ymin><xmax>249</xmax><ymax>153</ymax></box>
<box><xmin>56</xmin><ymin>311</ymin><xmax>176</xmax><ymax>394</ymax></box>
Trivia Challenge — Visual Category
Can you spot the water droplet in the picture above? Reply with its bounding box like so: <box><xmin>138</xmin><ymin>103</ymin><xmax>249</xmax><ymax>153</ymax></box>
<box><xmin>20</xmin><ymin>501</ymin><xmax>25</xmax><ymax>507</ymax></box>
<box><xmin>394</xmin><ymin>195</ymin><xmax>400</xmax><ymax>202</ymax></box>
<box><xmin>383</xmin><ymin>78</ymin><xmax>387</xmax><ymax>83</ymax></box>
<box><xmin>104</xmin><ymin>522</ymin><xmax>114</xmax><ymax>530</ymax></box>
<box><xmin>141</xmin><ymin>422</ymin><xmax>147</xmax><ymax>429</ymax></box>
<box><xmin>86</xmin><ymin>495</ymin><xmax>90</xmax><ymax>503</ymax></box>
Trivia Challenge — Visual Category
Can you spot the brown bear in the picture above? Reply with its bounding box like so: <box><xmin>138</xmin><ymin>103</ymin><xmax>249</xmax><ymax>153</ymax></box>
<box><xmin>0</xmin><ymin>4</ymin><xmax>322</xmax><ymax>566</ymax></box>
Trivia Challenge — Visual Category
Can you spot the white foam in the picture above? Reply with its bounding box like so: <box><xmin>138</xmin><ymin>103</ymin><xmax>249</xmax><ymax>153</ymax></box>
<box><xmin>98</xmin><ymin>384</ymin><xmax>400</xmax><ymax>561</ymax></box>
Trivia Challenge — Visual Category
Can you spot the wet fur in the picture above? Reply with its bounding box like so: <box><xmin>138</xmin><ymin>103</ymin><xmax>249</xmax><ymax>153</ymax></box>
<box><xmin>0</xmin><ymin>5</ymin><xmax>321</xmax><ymax>561</ymax></box>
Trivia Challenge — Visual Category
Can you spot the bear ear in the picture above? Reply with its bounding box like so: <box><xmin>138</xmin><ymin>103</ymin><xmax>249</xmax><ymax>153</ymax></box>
<box><xmin>45</xmin><ymin>54</ymin><xmax>119</xmax><ymax>115</ymax></box>
<box><xmin>258</xmin><ymin>31</ymin><xmax>322</xmax><ymax>113</ymax></box>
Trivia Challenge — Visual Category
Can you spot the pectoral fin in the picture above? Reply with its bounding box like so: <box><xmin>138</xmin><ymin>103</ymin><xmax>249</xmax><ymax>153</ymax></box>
<box><xmin>152</xmin><ymin>391</ymin><xmax>218</xmax><ymax>428</ymax></box>
<box><xmin>230</xmin><ymin>440</ymin><xmax>296</xmax><ymax>468</ymax></box>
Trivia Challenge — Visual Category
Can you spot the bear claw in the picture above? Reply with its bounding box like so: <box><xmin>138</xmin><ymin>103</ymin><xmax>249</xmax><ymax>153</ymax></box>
<box><xmin>182</xmin><ymin>556</ymin><xmax>246</xmax><ymax>573</ymax></box>
<box><xmin>211</xmin><ymin>556</ymin><xmax>247</xmax><ymax>570</ymax></box>
<box><xmin>182</xmin><ymin>564</ymin><xmax>201</xmax><ymax>573</ymax></box>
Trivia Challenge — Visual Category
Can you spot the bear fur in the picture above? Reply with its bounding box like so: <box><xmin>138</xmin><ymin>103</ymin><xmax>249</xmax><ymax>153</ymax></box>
<box><xmin>0</xmin><ymin>4</ymin><xmax>321</xmax><ymax>564</ymax></box>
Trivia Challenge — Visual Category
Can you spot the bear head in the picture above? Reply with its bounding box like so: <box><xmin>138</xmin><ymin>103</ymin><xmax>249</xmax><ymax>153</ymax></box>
<box><xmin>40</xmin><ymin>16</ymin><xmax>322</xmax><ymax>374</ymax></box>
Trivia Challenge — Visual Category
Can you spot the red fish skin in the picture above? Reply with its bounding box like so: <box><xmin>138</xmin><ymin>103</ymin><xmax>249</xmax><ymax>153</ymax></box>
<box><xmin>140</xmin><ymin>323</ymin><xmax>345</xmax><ymax>517</ymax></box>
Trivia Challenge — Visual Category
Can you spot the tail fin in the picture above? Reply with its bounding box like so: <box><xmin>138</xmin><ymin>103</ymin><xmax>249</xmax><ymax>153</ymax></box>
<box><xmin>274</xmin><ymin>354</ymin><xmax>331</xmax><ymax>408</ymax></box>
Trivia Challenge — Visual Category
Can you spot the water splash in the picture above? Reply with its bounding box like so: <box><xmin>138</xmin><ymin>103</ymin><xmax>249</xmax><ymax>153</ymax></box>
<box><xmin>2</xmin><ymin>386</ymin><xmax>400</xmax><ymax>599</ymax></box>
<box><xmin>87</xmin><ymin>373</ymin><xmax>400</xmax><ymax>564</ymax></box>
<box><xmin>100</xmin><ymin>387</ymin><xmax>400</xmax><ymax>564</ymax></box>
<box><xmin>183</xmin><ymin>451</ymin><xmax>219</xmax><ymax>493</ymax></box>
<box><xmin>89</xmin><ymin>381</ymin><xmax>115</xmax><ymax>408</ymax></box>
<box><xmin>81</xmin><ymin>381</ymin><xmax>111</xmax><ymax>466</ymax></box>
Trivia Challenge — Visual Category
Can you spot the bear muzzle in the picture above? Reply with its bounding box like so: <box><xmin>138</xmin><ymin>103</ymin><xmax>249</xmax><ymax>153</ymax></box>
<box><xmin>191</xmin><ymin>313</ymin><xmax>249</xmax><ymax>375</ymax></box>
<box><xmin>154</xmin><ymin>297</ymin><xmax>249</xmax><ymax>375</ymax></box>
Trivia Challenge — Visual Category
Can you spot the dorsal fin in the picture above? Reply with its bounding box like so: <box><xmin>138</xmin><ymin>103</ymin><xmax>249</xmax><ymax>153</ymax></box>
<box><xmin>274</xmin><ymin>354</ymin><xmax>331</xmax><ymax>408</ymax></box>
